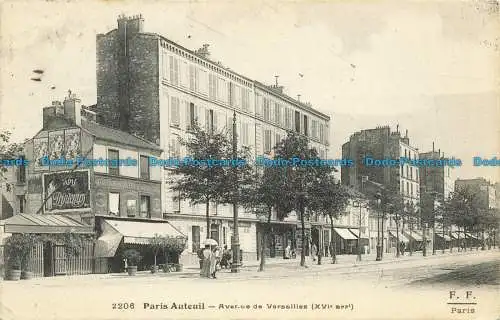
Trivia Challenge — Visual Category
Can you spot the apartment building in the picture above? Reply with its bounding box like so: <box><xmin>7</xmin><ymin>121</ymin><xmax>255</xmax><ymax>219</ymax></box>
<box><xmin>95</xmin><ymin>14</ymin><xmax>331</xmax><ymax>264</ymax></box>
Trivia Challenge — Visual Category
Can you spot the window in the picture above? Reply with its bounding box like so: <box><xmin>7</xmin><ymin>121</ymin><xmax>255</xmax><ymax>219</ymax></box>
<box><xmin>410</xmin><ymin>167</ymin><xmax>413</xmax><ymax>180</ymax></box>
<box><xmin>295</xmin><ymin>111</ymin><xmax>301</xmax><ymax>132</ymax></box>
<box><xmin>241</xmin><ymin>88</ymin><xmax>250</xmax><ymax>111</ymax></box>
<box><xmin>263</xmin><ymin>98</ymin><xmax>270</xmax><ymax>121</ymax></box>
<box><xmin>162</xmin><ymin>52</ymin><xmax>169</xmax><ymax>80</ymax></box>
<box><xmin>209</xmin><ymin>74</ymin><xmax>217</xmax><ymax>100</ymax></box>
<box><xmin>410</xmin><ymin>184</ymin><xmax>413</xmax><ymax>197</ymax></box>
<box><xmin>404</xmin><ymin>150</ymin><xmax>407</xmax><ymax>158</ymax></box>
<box><xmin>217</xmin><ymin>78</ymin><xmax>226</xmax><ymax>102</ymax></box>
<box><xmin>406</xmin><ymin>182</ymin><xmax>410</xmax><ymax>196</ymax></box>
<box><xmin>284</xmin><ymin>108</ymin><xmax>291</xmax><ymax>129</ymax></box>
<box><xmin>275</xmin><ymin>133</ymin><xmax>281</xmax><ymax>147</ymax></box>
<box><xmin>126</xmin><ymin>199</ymin><xmax>136</xmax><ymax>217</ymax></box>
<box><xmin>401</xmin><ymin>164</ymin><xmax>404</xmax><ymax>177</ymax></box>
<box><xmin>210</xmin><ymin>224</ymin><xmax>219</xmax><ymax>242</ymax></box>
<box><xmin>189</xmin><ymin>102</ymin><xmax>196</xmax><ymax>128</ymax></box>
<box><xmin>108</xmin><ymin>192</ymin><xmax>120</xmax><ymax>216</ymax></box>
<box><xmin>199</xmin><ymin>69</ymin><xmax>208</xmax><ymax>95</ymax></box>
<box><xmin>108</xmin><ymin>149</ymin><xmax>119</xmax><ymax>176</ymax></box>
<box><xmin>169</xmin><ymin>56</ymin><xmax>179</xmax><ymax>85</ymax></box>
<box><xmin>242</xmin><ymin>122</ymin><xmax>250</xmax><ymax>146</ymax></box>
<box><xmin>170</xmin><ymin>97</ymin><xmax>180</xmax><ymax>126</ymax></box>
<box><xmin>140</xmin><ymin>155</ymin><xmax>150</xmax><ymax>180</ymax></box>
<box><xmin>303</xmin><ymin>115</ymin><xmax>308</xmax><ymax>136</ymax></box>
<box><xmin>319</xmin><ymin>124</ymin><xmax>324</xmax><ymax>143</ymax></box>
<box><xmin>17</xmin><ymin>156</ymin><xmax>26</xmax><ymax>183</ymax></box>
<box><xmin>264</xmin><ymin>129</ymin><xmax>272</xmax><ymax>153</ymax></box>
<box><xmin>17</xmin><ymin>195</ymin><xmax>25</xmax><ymax>213</ymax></box>
<box><xmin>256</xmin><ymin>94</ymin><xmax>262</xmax><ymax>116</ymax></box>
<box><xmin>192</xmin><ymin>226</ymin><xmax>200</xmax><ymax>253</ymax></box>
<box><xmin>406</xmin><ymin>166</ymin><xmax>409</xmax><ymax>178</ymax></box>
<box><xmin>140</xmin><ymin>195</ymin><xmax>151</xmax><ymax>218</ymax></box>
<box><xmin>170</xmin><ymin>135</ymin><xmax>181</xmax><ymax>157</ymax></box>
<box><xmin>274</xmin><ymin>103</ymin><xmax>281</xmax><ymax>125</ymax></box>
<box><xmin>311</xmin><ymin>120</ymin><xmax>318</xmax><ymax>139</ymax></box>
<box><xmin>180</xmin><ymin>61</ymin><xmax>189</xmax><ymax>87</ymax></box>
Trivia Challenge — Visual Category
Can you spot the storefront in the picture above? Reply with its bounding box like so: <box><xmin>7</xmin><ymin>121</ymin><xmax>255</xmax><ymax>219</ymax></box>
<box><xmin>256</xmin><ymin>221</ymin><xmax>296</xmax><ymax>259</ymax></box>
<box><xmin>332</xmin><ymin>228</ymin><xmax>358</xmax><ymax>254</ymax></box>
<box><xmin>93</xmin><ymin>217</ymin><xmax>186</xmax><ymax>273</ymax></box>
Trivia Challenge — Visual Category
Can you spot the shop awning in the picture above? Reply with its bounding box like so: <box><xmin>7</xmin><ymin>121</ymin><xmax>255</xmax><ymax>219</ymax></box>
<box><xmin>348</xmin><ymin>229</ymin><xmax>368</xmax><ymax>239</ymax></box>
<box><xmin>94</xmin><ymin>219</ymin><xmax>186</xmax><ymax>257</ymax></box>
<box><xmin>388</xmin><ymin>230</ymin><xmax>409</xmax><ymax>243</ymax></box>
<box><xmin>3</xmin><ymin>214</ymin><xmax>93</xmax><ymax>234</ymax></box>
<box><xmin>334</xmin><ymin>228</ymin><xmax>358</xmax><ymax>240</ymax></box>
<box><xmin>404</xmin><ymin>231</ymin><xmax>423</xmax><ymax>241</ymax></box>
<box><xmin>435</xmin><ymin>233</ymin><xmax>451</xmax><ymax>241</ymax></box>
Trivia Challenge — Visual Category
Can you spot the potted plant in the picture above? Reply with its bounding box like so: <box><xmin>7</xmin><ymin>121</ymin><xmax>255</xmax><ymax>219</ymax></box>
<box><xmin>122</xmin><ymin>249</ymin><xmax>142</xmax><ymax>276</ymax></box>
<box><xmin>149</xmin><ymin>234</ymin><xmax>165</xmax><ymax>274</ymax></box>
<box><xmin>164</xmin><ymin>236</ymin><xmax>187</xmax><ymax>272</ymax></box>
<box><xmin>4</xmin><ymin>234</ymin><xmax>39</xmax><ymax>281</ymax></box>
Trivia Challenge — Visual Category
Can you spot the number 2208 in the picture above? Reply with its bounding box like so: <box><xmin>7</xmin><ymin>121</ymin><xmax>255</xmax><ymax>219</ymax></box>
<box><xmin>112</xmin><ymin>303</ymin><xmax>135</xmax><ymax>309</ymax></box>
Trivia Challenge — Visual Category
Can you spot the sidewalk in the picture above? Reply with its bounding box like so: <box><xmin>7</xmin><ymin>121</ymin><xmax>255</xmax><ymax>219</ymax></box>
<box><xmin>3</xmin><ymin>248</ymin><xmax>497</xmax><ymax>283</ymax></box>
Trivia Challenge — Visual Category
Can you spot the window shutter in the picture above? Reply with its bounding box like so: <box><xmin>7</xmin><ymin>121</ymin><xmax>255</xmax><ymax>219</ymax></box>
<box><xmin>185</xmin><ymin>101</ymin><xmax>190</xmax><ymax>129</ymax></box>
<box><xmin>189</xmin><ymin>64</ymin><xmax>195</xmax><ymax>90</ymax></box>
<box><xmin>213</xmin><ymin>111</ymin><xmax>218</xmax><ymax>131</ymax></box>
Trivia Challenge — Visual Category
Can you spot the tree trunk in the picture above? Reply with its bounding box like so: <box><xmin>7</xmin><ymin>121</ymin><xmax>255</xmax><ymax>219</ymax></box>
<box><xmin>401</xmin><ymin>219</ymin><xmax>405</xmax><ymax>255</ymax></box>
<box><xmin>409</xmin><ymin>222</ymin><xmax>413</xmax><ymax>256</ymax></box>
<box><xmin>300</xmin><ymin>204</ymin><xmax>306</xmax><ymax>267</ymax></box>
<box><xmin>432</xmin><ymin>221</ymin><xmax>436</xmax><ymax>255</ymax></box>
<box><xmin>259</xmin><ymin>208</ymin><xmax>272</xmax><ymax>272</ymax></box>
<box><xmin>205</xmin><ymin>199</ymin><xmax>210</xmax><ymax>240</ymax></box>
<box><xmin>154</xmin><ymin>254</ymin><xmax>157</xmax><ymax>266</ymax></box>
<box><xmin>395</xmin><ymin>212</ymin><xmax>400</xmax><ymax>258</ymax></box>
<box><xmin>329</xmin><ymin>215</ymin><xmax>336</xmax><ymax>264</ymax></box>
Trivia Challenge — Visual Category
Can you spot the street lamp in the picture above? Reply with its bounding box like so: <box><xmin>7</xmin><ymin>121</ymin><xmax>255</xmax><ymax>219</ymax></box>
<box><xmin>375</xmin><ymin>193</ymin><xmax>382</xmax><ymax>261</ymax></box>
<box><xmin>231</xmin><ymin>110</ymin><xmax>241</xmax><ymax>273</ymax></box>
<box><xmin>355</xmin><ymin>200</ymin><xmax>367</xmax><ymax>262</ymax></box>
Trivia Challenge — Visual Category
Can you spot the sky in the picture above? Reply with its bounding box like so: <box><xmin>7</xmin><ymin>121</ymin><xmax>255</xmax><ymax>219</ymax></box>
<box><xmin>0</xmin><ymin>0</ymin><xmax>499</xmax><ymax>183</ymax></box>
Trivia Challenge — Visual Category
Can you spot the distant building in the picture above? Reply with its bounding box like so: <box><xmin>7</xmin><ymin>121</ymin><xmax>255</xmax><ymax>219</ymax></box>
<box><xmin>341</xmin><ymin>125</ymin><xmax>422</xmax><ymax>254</ymax></box>
<box><xmin>419</xmin><ymin>146</ymin><xmax>454</xmax><ymax>201</ymax></box>
<box><xmin>455</xmin><ymin>178</ymin><xmax>497</xmax><ymax>209</ymax></box>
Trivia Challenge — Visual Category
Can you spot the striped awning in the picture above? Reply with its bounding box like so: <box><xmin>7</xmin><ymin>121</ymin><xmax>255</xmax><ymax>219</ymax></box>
<box><xmin>388</xmin><ymin>230</ymin><xmax>409</xmax><ymax>243</ymax></box>
<box><xmin>94</xmin><ymin>218</ymin><xmax>186</xmax><ymax>257</ymax></box>
<box><xmin>334</xmin><ymin>228</ymin><xmax>358</xmax><ymax>240</ymax></box>
<box><xmin>404</xmin><ymin>231</ymin><xmax>423</xmax><ymax>241</ymax></box>
<box><xmin>435</xmin><ymin>233</ymin><xmax>451</xmax><ymax>241</ymax></box>
<box><xmin>3</xmin><ymin>214</ymin><xmax>93</xmax><ymax>234</ymax></box>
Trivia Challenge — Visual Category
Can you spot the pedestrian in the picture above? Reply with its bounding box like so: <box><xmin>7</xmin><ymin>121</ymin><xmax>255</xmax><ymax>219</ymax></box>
<box><xmin>200</xmin><ymin>245</ymin><xmax>212</xmax><ymax>278</ymax></box>
<box><xmin>220</xmin><ymin>245</ymin><xmax>230</xmax><ymax>269</ymax></box>
<box><xmin>284</xmin><ymin>245</ymin><xmax>291</xmax><ymax>259</ymax></box>
<box><xmin>210</xmin><ymin>246</ymin><xmax>220</xmax><ymax>279</ymax></box>
<box><xmin>311</xmin><ymin>243</ymin><xmax>317</xmax><ymax>261</ymax></box>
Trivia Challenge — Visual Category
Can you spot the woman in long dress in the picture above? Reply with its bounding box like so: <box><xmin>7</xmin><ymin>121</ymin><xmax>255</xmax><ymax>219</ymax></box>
<box><xmin>210</xmin><ymin>246</ymin><xmax>219</xmax><ymax>279</ymax></box>
<box><xmin>200</xmin><ymin>245</ymin><xmax>212</xmax><ymax>278</ymax></box>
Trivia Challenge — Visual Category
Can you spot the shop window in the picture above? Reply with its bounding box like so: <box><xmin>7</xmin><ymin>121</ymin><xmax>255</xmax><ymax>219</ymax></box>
<box><xmin>140</xmin><ymin>195</ymin><xmax>151</xmax><ymax>218</ymax></box>
<box><xmin>210</xmin><ymin>224</ymin><xmax>219</xmax><ymax>242</ymax></box>
<box><xmin>108</xmin><ymin>192</ymin><xmax>120</xmax><ymax>216</ymax></box>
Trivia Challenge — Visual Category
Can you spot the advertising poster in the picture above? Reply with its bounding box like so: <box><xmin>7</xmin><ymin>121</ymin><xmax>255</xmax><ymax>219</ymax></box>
<box><xmin>64</xmin><ymin>128</ymin><xmax>81</xmax><ymax>160</ymax></box>
<box><xmin>48</xmin><ymin>130</ymin><xmax>65</xmax><ymax>160</ymax></box>
<box><xmin>43</xmin><ymin>170</ymin><xmax>90</xmax><ymax>212</ymax></box>
<box><xmin>33</xmin><ymin>137</ymin><xmax>49</xmax><ymax>171</ymax></box>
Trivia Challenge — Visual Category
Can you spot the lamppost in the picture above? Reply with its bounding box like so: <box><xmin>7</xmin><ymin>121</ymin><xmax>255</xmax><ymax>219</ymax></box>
<box><xmin>375</xmin><ymin>193</ymin><xmax>382</xmax><ymax>261</ymax></box>
<box><xmin>231</xmin><ymin>110</ymin><xmax>241</xmax><ymax>273</ymax></box>
<box><xmin>356</xmin><ymin>176</ymin><xmax>368</xmax><ymax>262</ymax></box>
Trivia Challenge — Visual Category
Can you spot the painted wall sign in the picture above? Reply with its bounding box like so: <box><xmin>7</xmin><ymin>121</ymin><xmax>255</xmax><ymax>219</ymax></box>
<box><xmin>43</xmin><ymin>170</ymin><xmax>90</xmax><ymax>212</ymax></box>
